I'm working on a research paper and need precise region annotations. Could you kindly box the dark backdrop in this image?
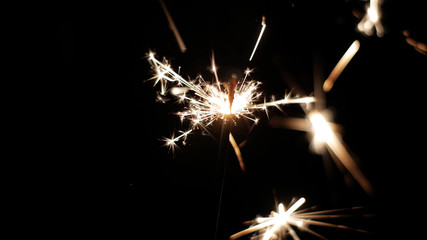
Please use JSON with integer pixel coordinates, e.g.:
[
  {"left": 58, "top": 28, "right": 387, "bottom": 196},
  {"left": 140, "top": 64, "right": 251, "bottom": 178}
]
[{"left": 55, "top": 1, "right": 426, "bottom": 239}]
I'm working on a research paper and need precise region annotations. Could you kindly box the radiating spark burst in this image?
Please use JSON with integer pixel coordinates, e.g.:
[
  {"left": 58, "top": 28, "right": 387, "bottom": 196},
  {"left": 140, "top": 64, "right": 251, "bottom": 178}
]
[
  {"left": 357, "top": 0, "right": 384, "bottom": 37},
  {"left": 231, "top": 197, "right": 366, "bottom": 240},
  {"left": 148, "top": 52, "right": 315, "bottom": 150}
]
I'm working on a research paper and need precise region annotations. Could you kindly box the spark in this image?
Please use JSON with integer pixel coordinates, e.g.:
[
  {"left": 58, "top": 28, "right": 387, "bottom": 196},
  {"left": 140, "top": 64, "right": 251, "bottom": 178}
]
[
  {"left": 148, "top": 52, "right": 315, "bottom": 148},
  {"left": 357, "top": 0, "right": 384, "bottom": 37},
  {"left": 323, "top": 40, "right": 360, "bottom": 92},
  {"left": 231, "top": 197, "right": 366, "bottom": 240},
  {"left": 249, "top": 16, "right": 267, "bottom": 61},
  {"left": 251, "top": 96, "right": 316, "bottom": 109},
  {"left": 161, "top": 129, "right": 193, "bottom": 154}
]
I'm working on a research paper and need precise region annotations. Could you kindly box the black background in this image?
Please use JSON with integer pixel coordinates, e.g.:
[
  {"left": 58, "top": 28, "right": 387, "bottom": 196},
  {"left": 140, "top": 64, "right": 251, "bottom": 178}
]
[{"left": 55, "top": 0, "right": 426, "bottom": 239}]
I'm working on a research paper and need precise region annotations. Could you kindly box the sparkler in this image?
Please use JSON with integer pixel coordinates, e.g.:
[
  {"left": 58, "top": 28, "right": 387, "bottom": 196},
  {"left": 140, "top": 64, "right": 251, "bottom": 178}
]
[
  {"left": 147, "top": 52, "right": 315, "bottom": 153},
  {"left": 231, "top": 197, "right": 367, "bottom": 240}
]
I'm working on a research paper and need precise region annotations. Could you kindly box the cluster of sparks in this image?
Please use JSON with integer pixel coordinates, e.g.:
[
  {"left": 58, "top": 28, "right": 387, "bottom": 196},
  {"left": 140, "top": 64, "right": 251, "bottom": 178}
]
[
  {"left": 231, "top": 198, "right": 367, "bottom": 240},
  {"left": 148, "top": 52, "right": 315, "bottom": 153},
  {"left": 148, "top": 46, "right": 372, "bottom": 238}
]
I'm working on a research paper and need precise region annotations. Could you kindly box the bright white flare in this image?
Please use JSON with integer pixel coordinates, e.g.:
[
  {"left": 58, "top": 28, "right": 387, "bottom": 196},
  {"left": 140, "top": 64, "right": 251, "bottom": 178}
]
[
  {"left": 308, "top": 112, "right": 334, "bottom": 152},
  {"left": 148, "top": 52, "right": 315, "bottom": 150},
  {"left": 269, "top": 110, "right": 374, "bottom": 195},
  {"left": 231, "top": 197, "right": 365, "bottom": 240},
  {"left": 357, "top": 0, "right": 384, "bottom": 37}
]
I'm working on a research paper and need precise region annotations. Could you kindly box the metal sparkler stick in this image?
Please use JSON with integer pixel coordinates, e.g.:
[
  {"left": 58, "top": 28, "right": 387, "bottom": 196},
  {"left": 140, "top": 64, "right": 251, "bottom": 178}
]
[{"left": 214, "top": 114, "right": 232, "bottom": 240}]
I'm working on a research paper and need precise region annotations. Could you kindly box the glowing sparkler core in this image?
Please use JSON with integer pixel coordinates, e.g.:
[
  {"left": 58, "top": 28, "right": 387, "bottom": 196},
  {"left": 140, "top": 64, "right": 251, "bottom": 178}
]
[{"left": 148, "top": 52, "right": 315, "bottom": 150}]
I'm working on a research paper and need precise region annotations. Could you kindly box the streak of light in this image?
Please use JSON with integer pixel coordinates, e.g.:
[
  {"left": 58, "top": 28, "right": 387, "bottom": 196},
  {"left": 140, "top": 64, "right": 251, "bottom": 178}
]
[
  {"left": 403, "top": 30, "right": 427, "bottom": 56},
  {"left": 162, "top": 129, "right": 193, "bottom": 154},
  {"left": 229, "top": 133, "right": 245, "bottom": 173},
  {"left": 211, "top": 51, "right": 222, "bottom": 90},
  {"left": 250, "top": 96, "right": 315, "bottom": 109},
  {"left": 159, "top": 0, "right": 187, "bottom": 52},
  {"left": 323, "top": 40, "right": 360, "bottom": 92},
  {"left": 249, "top": 16, "right": 267, "bottom": 61},
  {"left": 308, "top": 111, "right": 373, "bottom": 195}
]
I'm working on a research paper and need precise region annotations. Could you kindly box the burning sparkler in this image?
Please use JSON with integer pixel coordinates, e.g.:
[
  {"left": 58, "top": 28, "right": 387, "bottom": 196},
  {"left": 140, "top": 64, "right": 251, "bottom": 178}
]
[
  {"left": 231, "top": 197, "right": 367, "bottom": 240},
  {"left": 147, "top": 52, "right": 315, "bottom": 153}
]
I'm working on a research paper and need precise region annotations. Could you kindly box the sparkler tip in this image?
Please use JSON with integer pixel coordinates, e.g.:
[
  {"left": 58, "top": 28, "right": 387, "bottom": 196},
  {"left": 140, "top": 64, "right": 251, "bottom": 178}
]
[{"left": 323, "top": 79, "right": 333, "bottom": 92}]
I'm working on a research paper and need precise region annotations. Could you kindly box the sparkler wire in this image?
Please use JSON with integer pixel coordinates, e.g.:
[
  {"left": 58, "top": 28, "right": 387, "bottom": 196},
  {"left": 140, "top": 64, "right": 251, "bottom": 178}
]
[{"left": 214, "top": 117, "right": 232, "bottom": 240}]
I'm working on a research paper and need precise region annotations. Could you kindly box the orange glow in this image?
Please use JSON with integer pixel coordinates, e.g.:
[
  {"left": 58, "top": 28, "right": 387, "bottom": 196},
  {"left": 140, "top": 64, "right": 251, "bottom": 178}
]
[{"left": 323, "top": 40, "right": 360, "bottom": 92}]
